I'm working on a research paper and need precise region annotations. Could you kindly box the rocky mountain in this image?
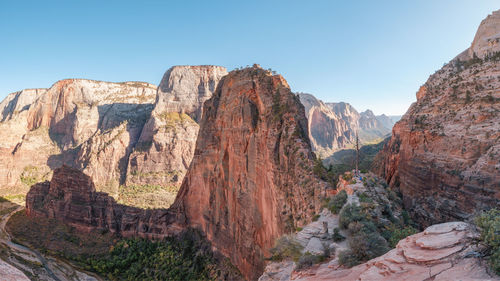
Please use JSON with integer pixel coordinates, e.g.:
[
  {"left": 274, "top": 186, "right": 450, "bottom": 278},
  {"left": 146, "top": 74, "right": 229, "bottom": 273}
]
[
  {"left": 0, "top": 80, "right": 157, "bottom": 196},
  {"left": 375, "top": 10, "right": 500, "bottom": 226},
  {"left": 26, "top": 65, "right": 327, "bottom": 280},
  {"left": 298, "top": 93, "right": 393, "bottom": 158},
  {"left": 126, "top": 65, "right": 227, "bottom": 188},
  {"left": 0, "top": 66, "right": 226, "bottom": 208},
  {"left": 172, "top": 66, "right": 326, "bottom": 280}
]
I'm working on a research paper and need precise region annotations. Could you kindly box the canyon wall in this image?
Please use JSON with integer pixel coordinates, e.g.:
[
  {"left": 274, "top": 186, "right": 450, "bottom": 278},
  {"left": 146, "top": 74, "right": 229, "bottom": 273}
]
[
  {"left": 298, "top": 93, "right": 393, "bottom": 158},
  {"left": 376, "top": 10, "right": 500, "bottom": 226},
  {"left": 0, "top": 66, "right": 226, "bottom": 204},
  {"left": 127, "top": 66, "right": 227, "bottom": 188}
]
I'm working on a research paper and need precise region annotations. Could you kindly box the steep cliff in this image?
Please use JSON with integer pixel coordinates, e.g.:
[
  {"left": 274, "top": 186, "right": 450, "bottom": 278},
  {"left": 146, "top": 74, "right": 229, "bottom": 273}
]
[
  {"left": 0, "top": 66, "right": 227, "bottom": 206},
  {"left": 0, "top": 80, "right": 156, "bottom": 195},
  {"left": 298, "top": 94, "right": 392, "bottom": 158},
  {"left": 170, "top": 65, "right": 326, "bottom": 280},
  {"left": 376, "top": 10, "right": 500, "bottom": 226},
  {"left": 127, "top": 65, "right": 227, "bottom": 188}
]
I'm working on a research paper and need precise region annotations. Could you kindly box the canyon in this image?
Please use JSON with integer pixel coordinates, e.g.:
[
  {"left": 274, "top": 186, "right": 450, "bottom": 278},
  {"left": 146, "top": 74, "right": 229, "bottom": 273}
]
[
  {"left": 2, "top": 8, "right": 500, "bottom": 281},
  {"left": 376, "top": 9, "right": 500, "bottom": 226}
]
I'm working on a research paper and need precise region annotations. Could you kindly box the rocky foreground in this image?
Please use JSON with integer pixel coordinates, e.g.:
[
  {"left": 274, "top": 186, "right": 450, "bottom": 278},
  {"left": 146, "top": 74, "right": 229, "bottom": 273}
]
[
  {"left": 294, "top": 222, "right": 497, "bottom": 281},
  {"left": 376, "top": 9, "right": 500, "bottom": 226}
]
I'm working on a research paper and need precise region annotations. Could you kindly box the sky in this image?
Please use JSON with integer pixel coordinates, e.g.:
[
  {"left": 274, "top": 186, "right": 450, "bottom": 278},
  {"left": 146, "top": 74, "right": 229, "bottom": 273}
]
[{"left": 1, "top": 1, "right": 498, "bottom": 115}]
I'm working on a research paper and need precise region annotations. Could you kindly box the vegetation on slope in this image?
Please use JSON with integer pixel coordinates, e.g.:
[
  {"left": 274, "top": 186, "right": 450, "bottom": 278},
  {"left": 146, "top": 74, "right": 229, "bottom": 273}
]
[
  {"left": 475, "top": 208, "right": 500, "bottom": 275},
  {"left": 7, "top": 210, "right": 241, "bottom": 281}
]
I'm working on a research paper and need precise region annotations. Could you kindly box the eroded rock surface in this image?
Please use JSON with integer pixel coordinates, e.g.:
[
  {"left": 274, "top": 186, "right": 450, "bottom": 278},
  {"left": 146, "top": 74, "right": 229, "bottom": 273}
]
[
  {"left": 0, "top": 79, "right": 157, "bottom": 195},
  {"left": 292, "top": 222, "right": 497, "bottom": 281},
  {"left": 26, "top": 165, "right": 178, "bottom": 238},
  {"left": 171, "top": 66, "right": 326, "bottom": 280},
  {"left": 376, "top": 10, "right": 500, "bottom": 226},
  {"left": 127, "top": 65, "right": 227, "bottom": 188}
]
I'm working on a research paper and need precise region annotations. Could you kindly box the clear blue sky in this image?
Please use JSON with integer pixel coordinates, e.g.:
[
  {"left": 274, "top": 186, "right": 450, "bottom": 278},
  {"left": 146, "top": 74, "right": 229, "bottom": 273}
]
[{"left": 1, "top": 1, "right": 498, "bottom": 115}]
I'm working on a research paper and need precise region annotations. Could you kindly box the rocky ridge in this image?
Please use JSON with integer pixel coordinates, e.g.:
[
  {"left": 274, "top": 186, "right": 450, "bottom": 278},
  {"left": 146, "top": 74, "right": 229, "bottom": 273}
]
[{"left": 375, "top": 9, "right": 500, "bottom": 226}]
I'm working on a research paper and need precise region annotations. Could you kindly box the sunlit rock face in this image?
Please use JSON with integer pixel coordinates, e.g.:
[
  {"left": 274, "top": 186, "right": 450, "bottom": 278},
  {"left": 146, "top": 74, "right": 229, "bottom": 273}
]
[
  {"left": 0, "top": 80, "right": 157, "bottom": 195},
  {"left": 172, "top": 66, "right": 326, "bottom": 280},
  {"left": 298, "top": 94, "right": 392, "bottom": 158},
  {"left": 375, "top": 9, "right": 500, "bottom": 226},
  {"left": 126, "top": 65, "right": 227, "bottom": 188}
]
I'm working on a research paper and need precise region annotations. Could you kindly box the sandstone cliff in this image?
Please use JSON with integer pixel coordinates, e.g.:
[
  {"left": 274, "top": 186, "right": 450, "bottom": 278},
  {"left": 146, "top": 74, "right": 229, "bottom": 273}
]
[
  {"left": 0, "top": 80, "right": 157, "bottom": 196},
  {"left": 0, "top": 66, "right": 227, "bottom": 208},
  {"left": 171, "top": 66, "right": 326, "bottom": 280},
  {"left": 376, "top": 10, "right": 500, "bottom": 226},
  {"left": 26, "top": 165, "right": 177, "bottom": 238},
  {"left": 298, "top": 94, "right": 392, "bottom": 158},
  {"left": 127, "top": 65, "right": 227, "bottom": 188}
]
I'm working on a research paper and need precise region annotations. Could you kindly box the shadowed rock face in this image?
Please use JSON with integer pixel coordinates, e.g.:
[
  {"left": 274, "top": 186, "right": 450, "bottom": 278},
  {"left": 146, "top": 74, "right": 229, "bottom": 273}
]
[
  {"left": 26, "top": 165, "right": 178, "bottom": 238},
  {"left": 375, "top": 10, "right": 500, "bottom": 226}
]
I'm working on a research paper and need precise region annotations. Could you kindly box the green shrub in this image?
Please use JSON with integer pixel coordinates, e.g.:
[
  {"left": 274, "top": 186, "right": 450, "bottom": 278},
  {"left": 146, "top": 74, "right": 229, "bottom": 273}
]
[
  {"left": 328, "top": 190, "right": 348, "bottom": 214},
  {"left": 269, "top": 235, "right": 303, "bottom": 262},
  {"left": 339, "top": 204, "right": 366, "bottom": 229},
  {"left": 295, "top": 252, "right": 327, "bottom": 270},
  {"left": 386, "top": 225, "right": 418, "bottom": 248},
  {"left": 475, "top": 209, "right": 500, "bottom": 275},
  {"left": 342, "top": 173, "right": 353, "bottom": 181},
  {"left": 312, "top": 214, "right": 320, "bottom": 222},
  {"left": 83, "top": 230, "right": 221, "bottom": 281},
  {"left": 358, "top": 192, "right": 373, "bottom": 203},
  {"left": 333, "top": 228, "right": 345, "bottom": 242},
  {"left": 339, "top": 231, "right": 389, "bottom": 267}
]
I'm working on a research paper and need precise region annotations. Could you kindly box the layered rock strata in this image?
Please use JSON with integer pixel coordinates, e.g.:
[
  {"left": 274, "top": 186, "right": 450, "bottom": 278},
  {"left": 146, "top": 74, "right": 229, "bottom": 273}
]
[
  {"left": 376, "top": 10, "right": 500, "bottom": 226},
  {"left": 127, "top": 65, "right": 227, "bottom": 188}
]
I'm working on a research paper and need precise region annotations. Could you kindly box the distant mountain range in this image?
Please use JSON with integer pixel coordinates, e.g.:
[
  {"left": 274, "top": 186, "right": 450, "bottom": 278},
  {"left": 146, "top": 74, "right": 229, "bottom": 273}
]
[{"left": 298, "top": 93, "right": 400, "bottom": 158}]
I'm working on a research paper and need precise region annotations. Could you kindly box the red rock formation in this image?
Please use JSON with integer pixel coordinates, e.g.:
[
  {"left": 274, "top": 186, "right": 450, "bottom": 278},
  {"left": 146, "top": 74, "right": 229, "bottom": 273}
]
[
  {"left": 170, "top": 65, "right": 325, "bottom": 280},
  {"left": 26, "top": 165, "right": 178, "bottom": 238},
  {"left": 375, "top": 10, "right": 500, "bottom": 226}
]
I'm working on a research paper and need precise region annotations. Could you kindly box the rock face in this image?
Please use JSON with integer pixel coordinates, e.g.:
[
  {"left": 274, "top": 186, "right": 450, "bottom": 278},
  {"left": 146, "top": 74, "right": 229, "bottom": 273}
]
[
  {"left": 127, "top": 66, "right": 227, "bottom": 188},
  {"left": 0, "top": 66, "right": 227, "bottom": 203},
  {"left": 26, "top": 165, "right": 177, "bottom": 238},
  {"left": 171, "top": 66, "right": 325, "bottom": 280},
  {"left": 293, "top": 222, "right": 499, "bottom": 281},
  {"left": 0, "top": 259, "right": 30, "bottom": 281},
  {"left": 298, "top": 94, "right": 393, "bottom": 158},
  {"left": 375, "top": 10, "right": 500, "bottom": 226},
  {"left": 0, "top": 80, "right": 156, "bottom": 195},
  {"left": 470, "top": 10, "right": 500, "bottom": 59}
]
